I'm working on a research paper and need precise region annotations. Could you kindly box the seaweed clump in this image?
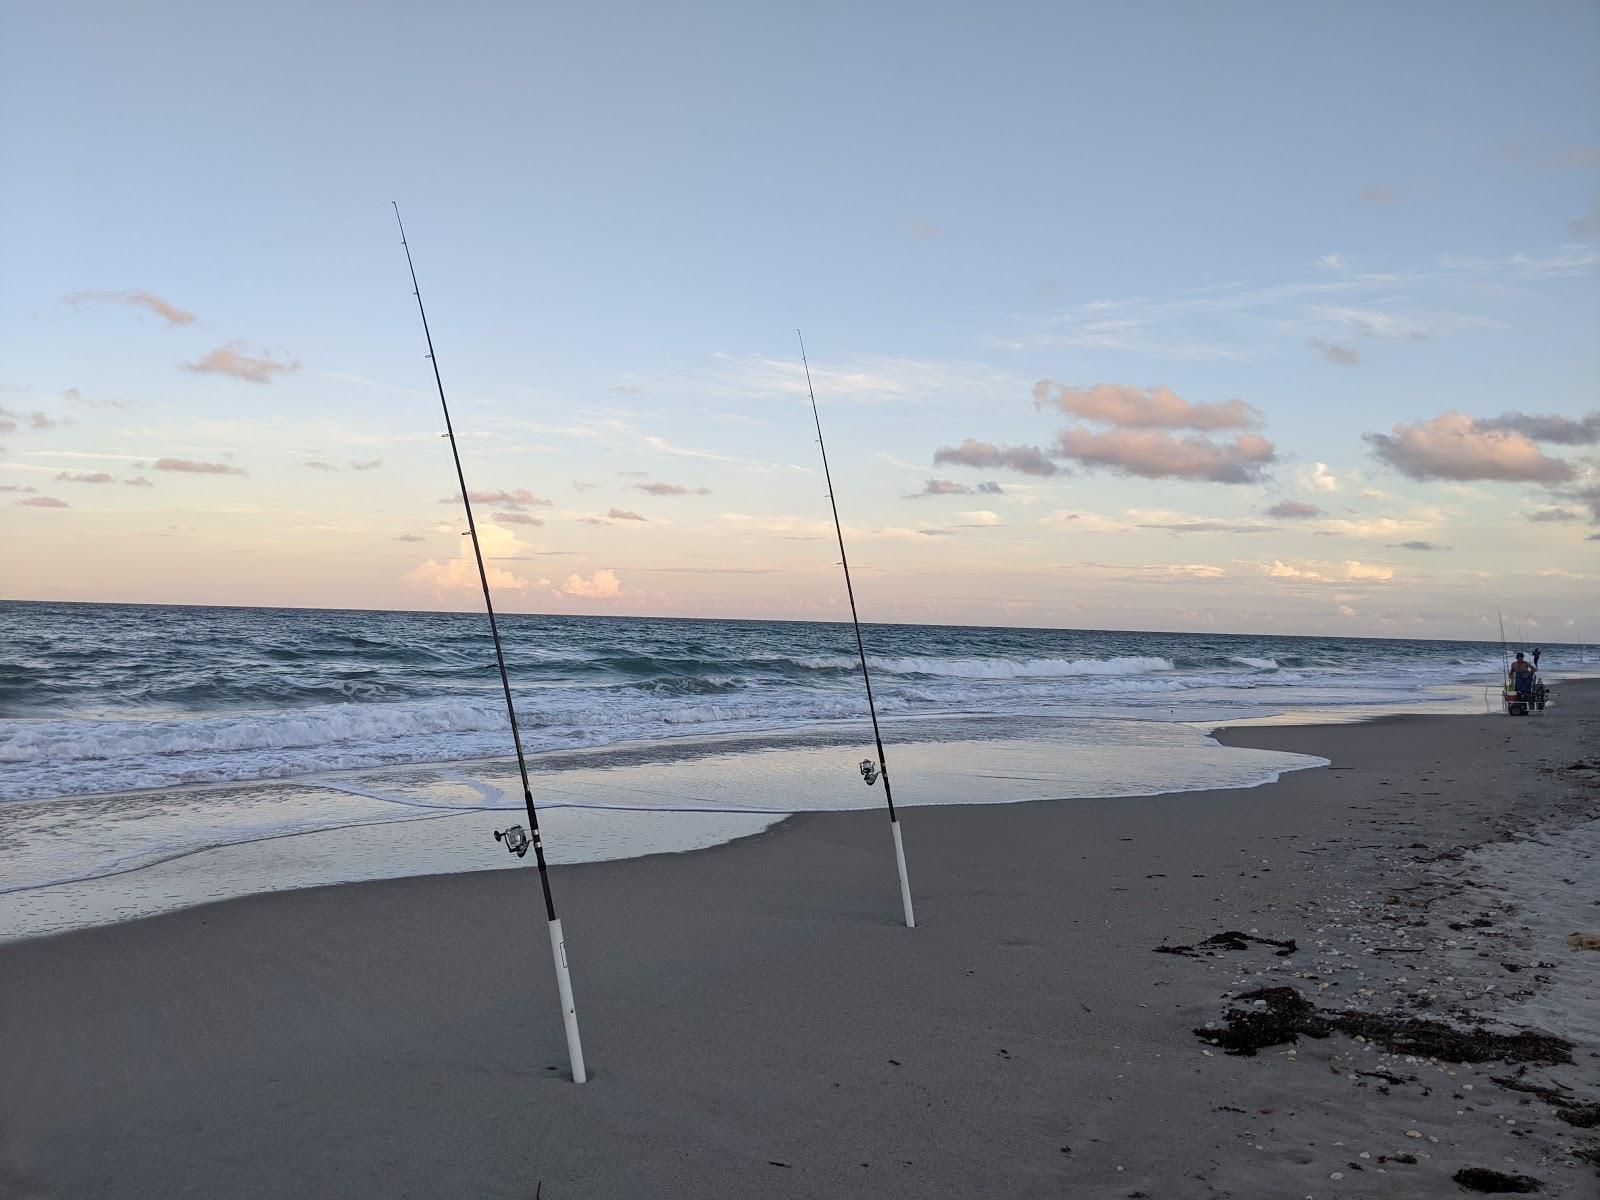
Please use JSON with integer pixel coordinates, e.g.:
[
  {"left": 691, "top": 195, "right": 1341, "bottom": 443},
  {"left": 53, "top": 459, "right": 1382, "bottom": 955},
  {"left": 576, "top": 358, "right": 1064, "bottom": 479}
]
[
  {"left": 1451, "top": 1166, "right": 1541, "bottom": 1193},
  {"left": 1194, "top": 986, "right": 1573, "bottom": 1064}
]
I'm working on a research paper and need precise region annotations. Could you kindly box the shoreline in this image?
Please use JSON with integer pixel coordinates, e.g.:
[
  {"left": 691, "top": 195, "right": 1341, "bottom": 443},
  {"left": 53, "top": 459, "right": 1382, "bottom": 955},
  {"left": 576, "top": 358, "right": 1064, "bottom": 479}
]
[{"left": 3, "top": 685, "right": 1597, "bottom": 1197}]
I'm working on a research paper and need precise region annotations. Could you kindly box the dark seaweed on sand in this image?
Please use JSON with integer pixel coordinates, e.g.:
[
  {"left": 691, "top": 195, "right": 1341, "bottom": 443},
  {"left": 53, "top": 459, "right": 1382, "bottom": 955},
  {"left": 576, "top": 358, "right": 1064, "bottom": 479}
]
[
  {"left": 1451, "top": 1166, "right": 1542, "bottom": 1193},
  {"left": 1154, "top": 930, "right": 1297, "bottom": 957},
  {"left": 1194, "top": 986, "right": 1573, "bottom": 1064}
]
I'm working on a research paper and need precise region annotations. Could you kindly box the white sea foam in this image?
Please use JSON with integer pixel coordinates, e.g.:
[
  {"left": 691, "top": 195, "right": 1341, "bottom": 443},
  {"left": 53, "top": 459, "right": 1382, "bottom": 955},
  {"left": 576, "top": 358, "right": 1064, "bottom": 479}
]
[{"left": 796, "top": 654, "right": 1175, "bottom": 679}]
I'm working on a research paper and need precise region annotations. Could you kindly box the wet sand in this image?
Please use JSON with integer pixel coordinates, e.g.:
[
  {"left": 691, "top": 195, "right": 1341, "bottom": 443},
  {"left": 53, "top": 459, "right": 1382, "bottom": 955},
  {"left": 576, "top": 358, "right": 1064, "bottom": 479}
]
[{"left": 3, "top": 683, "right": 1597, "bottom": 1198}]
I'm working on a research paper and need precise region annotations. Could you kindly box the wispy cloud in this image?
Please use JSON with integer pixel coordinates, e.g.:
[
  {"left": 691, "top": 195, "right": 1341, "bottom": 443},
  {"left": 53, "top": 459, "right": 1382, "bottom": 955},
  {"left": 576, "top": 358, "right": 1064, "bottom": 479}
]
[
  {"left": 17, "top": 495, "right": 69, "bottom": 508},
  {"left": 183, "top": 342, "right": 300, "bottom": 384},
  {"left": 1137, "top": 519, "right": 1271, "bottom": 534},
  {"left": 1308, "top": 337, "right": 1359, "bottom": 365},
  {"left": 491, "top": 511, "right": 544, "bottom": 526},
  {"left": 906, "top": 478, "right": 1005, "bottom": 498},
  {"left": 1389, "top": 540, "right": 1444, "bottom": 551},
  {"left": 123, "top": 476, "right": 154, "bottom": 487},
  {"left": 349, "top": 459, "right": 383, "bottom": 471},
  {"left": 1525, "top": 506, "right": 1583, "bottom": 523},
  {"left": 67, "top": 290, "right": 195, "bottom": 326},
  {"left": 607, "top": 507, "right": 647, "bottom": 521},
  {"left": 900, "top": 215, "right": 946, "bottom": 239},
  {"left": 0, "top": 406, "right": 60, "bottom": 433},
  {"left": 634, "top": 481, "right": 711, "bottom": 496},
  {"left": 54, "top": 471, "right": 113, "bottom": 483},
  {"left": 153, "top": 457, "right": 248, "bottom": 476}
]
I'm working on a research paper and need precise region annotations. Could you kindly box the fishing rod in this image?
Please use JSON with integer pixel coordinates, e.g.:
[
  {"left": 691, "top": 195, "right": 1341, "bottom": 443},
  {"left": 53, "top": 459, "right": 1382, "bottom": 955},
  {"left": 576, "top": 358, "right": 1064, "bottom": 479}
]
[
  {"left": 393, "top": 203, "right": 587, "bottom": 1083},
  {"left": 797, "top": 330, "right": 915, "bottom": 929}
]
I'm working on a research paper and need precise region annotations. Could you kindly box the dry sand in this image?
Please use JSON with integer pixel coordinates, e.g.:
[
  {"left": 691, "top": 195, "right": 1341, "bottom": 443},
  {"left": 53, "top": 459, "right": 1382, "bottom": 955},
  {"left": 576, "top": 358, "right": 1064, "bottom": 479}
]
[{"left": 3, "top": 684, "right": 1597, "bottom": 1198}]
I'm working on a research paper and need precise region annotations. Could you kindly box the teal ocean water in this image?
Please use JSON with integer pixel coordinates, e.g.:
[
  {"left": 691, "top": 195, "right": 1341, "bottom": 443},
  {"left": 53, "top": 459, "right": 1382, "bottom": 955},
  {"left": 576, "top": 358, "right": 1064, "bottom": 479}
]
[{"left": 4, "top": 601, "right": 1586, "bottom": 936}]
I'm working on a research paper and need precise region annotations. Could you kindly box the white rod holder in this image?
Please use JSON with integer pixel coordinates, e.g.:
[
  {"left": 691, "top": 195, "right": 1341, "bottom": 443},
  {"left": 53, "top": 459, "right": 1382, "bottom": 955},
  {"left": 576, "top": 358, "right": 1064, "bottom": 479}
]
[
  {"left": 547, "top": 917, "right": 587, "bottom": 1083},
  {"left": 891, "top": 819, "right": 915, "bottom": 928}
]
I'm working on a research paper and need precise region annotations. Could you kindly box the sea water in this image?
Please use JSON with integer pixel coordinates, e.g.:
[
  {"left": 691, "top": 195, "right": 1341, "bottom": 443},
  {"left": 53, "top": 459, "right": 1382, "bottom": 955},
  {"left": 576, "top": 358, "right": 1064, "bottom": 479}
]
[{"left": 1, "top": 601, "right": 1579, "bottom": 937}]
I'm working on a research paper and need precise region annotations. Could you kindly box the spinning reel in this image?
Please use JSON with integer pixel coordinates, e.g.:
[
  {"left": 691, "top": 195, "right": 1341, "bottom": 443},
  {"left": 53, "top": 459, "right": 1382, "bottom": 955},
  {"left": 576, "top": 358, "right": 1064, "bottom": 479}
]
[
  {"left": 493, "top": 824, "right": 531, "bottom": 858},
  {"left": 859, "top": 759, "right": 880, "bottom": 787}
]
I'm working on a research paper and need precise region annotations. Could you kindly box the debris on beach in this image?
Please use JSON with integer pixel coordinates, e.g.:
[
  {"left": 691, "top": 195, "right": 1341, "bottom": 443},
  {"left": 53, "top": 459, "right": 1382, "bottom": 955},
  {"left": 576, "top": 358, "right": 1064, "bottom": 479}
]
[
  {"left": 1450, "top": 1166, "right": 1542, "bottom": 1192},
  {"left": 1568, "top": 932, "right": 1600, "bottom": 951},
  {"left": 1194, "top": 985, "right": 1573, "bottom": 1063},
  {"left": 1153, "top": 930, "right": 1297, "bottom": 957}
]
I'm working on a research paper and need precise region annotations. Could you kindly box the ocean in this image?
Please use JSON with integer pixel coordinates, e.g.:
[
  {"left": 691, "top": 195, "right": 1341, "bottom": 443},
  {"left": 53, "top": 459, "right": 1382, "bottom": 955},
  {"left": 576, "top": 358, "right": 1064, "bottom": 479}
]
[{"left": 0, "top": 601, "right": 1582, "bottom": 937}]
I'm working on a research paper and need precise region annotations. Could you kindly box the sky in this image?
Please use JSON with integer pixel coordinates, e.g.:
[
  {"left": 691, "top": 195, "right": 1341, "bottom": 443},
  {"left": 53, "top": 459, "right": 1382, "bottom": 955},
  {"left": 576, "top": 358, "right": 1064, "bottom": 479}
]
[{"left": 2, "top": 1, "right": 1597, "bottom": 640}]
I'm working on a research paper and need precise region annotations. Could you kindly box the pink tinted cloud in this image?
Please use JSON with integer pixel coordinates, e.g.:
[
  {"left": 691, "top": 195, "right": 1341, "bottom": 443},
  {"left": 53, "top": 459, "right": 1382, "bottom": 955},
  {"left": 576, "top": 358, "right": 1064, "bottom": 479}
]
[
  {"left": 491, "top": 511, "right": 545, "bottom": 526},
  {"left": 607, "top": 508, "right": 647, "bottom": 521},
  {"left": 123, "top": 476, "right": 155, "bottom": 487},
  {"left": 1053, "top": 427, "right": 1276, "bottom": 484},
  {"left": 153, "top": 458, "right": 248, "bottom": 476},
  {"left": 932, "top": 439, "right": 1059, "bottom": 477},
  {"left": 1364, "top": 412, "right": 1574, "bottom": 482},
  {"left": 634, "top": 482, "right": 711, "bottom": 496},
  {"left": 182, "top": 342, "right": 300, "bottom": 383},
  {"left": 1033, "top": 382, "right": 1261, "bottom": 430},
  {"left": 68, "top": 290, "right": 196, "bottom": 326},
  {"left": 54, "top": 471, "right": 113, "bottom": 483},
  {"left": 18, "top": 495, "right": 69, "bottom": 508}
]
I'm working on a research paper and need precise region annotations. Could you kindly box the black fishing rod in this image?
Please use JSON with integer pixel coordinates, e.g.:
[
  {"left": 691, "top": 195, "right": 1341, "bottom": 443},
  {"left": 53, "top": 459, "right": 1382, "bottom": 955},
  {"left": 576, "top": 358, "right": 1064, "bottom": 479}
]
[
  {"left": 393, "top": 202, "right": 587, "bottom": 1083},
  {"left": 797, "top": 329, "right": 915, "bottom": 928}
]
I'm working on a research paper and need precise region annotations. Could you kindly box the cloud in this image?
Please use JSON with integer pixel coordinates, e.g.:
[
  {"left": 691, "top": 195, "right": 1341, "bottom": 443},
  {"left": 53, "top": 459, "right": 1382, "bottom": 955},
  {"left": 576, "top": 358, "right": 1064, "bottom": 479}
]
[
  {"left": 1318, "top": 254, "right": 1346, "bottom": 270},
  {"left": 577, "top": 516, "right": 611, "bottom": 526},
  {"left": 908, "top": 478, "right": 1005, "bottom": 498},
  {"left": 1337, "top": 604, "right": 1357, "bottom": 618},
  {"left": 349, "top": 459, "right": 383, "bottom": 470},
  {"left": 1300, "top": 462, "right": 1340, "bottom": 492},
  {"left": 559, "top": 568, "right": 623, "bottom": 598},
  {"left": 1525, "top": 506, "right": 1584, "bottom": 523},
  {"left": 491, "top": 511, "right": 544, "bottom": 526},
  {"left": 634, "top": 482, "right": 711, "bottom": 496},
  {"left": 956, "top": 510, "right": 1002, "bottom": 526},
  {"left": 17, "top": 495, "right": 69, "bottom": 508},
  {"left": 1364, "top": 412, "right": 1574, "bottom": 482},
  {"left": 1388, "top": 540, "right": 1443, "bottom": 551},
  {"left": 1475, "top": 411, "right": 1600, "bottom": 446},
  {"left": 901, "top": 216, "right": 946, "bottom": 239},
  {"left": 912, "top": 478, "right": 973, "bottom": 497},
  {"left": 1261, "top": 559, "right": 1393, "bottom": 582},
  {"left": 67, "top": 290, "right": 195, "bottom": 326},
  {"left": 918, "top": 528, "right": 954, "bottom": 536},
  {"left": 0, "top": 406, "right": 60, "bottom": 432},
  {"left": 305, "top": 461, "right": 339, "bottom": 471},
  {"left": 1265, "top": 559, "right": 1319, "bottom": 580},
  {"left": 607, "top": 508, "right": 646, "bottom": 521},
  {"left": 1264, "top": 499, "right": 1324, "bottom": 519},
  {"left": 1137, "top": 519, "right": 1271, "bottom": 534},
  {"left": 182, "top": 342, "right": 300, "bottom": 383},
  {"left": 1032, "top": 381, "right": 1261, "bottom": 430},
  {"left": 438, "top": 489, "right": 552, "bottom": 509},
  {"left": 1343, "top": 561, "right": 1394, "bottom": 581},
  {"left": 1053, "top": 427, "right": 1276, "bottom": 484},
  {"left": 1316, "top": 306, "right": 1428, "bottom": 340},
  {"left": 933, "top": 439, "right": 1059, "bottom": 476},
  {"left": 395, "top": 534, "right": 426, "bottom": 542},
  {"left": 572, "top": 481, "right": 600, "bottom": 492},
  {"left": 407, "top": 526, "right": 527, "bottom": 591},
  {"left": 54, "top": 471, "right": 113, "bottom": 484},
  {"left": 154, "top": 458, "right": 248, "bottom": 476},
  {"left": 1308, "top": 338, "right": 1359, "bottom": 366},
  {"left": 123, "top": 476, "right": 154, "bottom": 487},
  {"left": 1360, "top": 184, "right": 1399, "bottom": 206},
  {"left": 0, "top": 484, "right": 36, "bottom": 493}
]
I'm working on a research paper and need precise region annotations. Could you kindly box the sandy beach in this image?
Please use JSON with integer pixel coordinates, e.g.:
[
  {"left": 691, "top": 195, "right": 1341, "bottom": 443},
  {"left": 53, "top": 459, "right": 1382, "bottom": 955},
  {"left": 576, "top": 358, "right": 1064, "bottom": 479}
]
[{"left": 3, "top": 685, "right": 1597, "bottom": 1199}]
